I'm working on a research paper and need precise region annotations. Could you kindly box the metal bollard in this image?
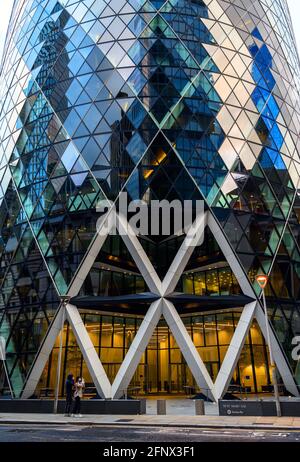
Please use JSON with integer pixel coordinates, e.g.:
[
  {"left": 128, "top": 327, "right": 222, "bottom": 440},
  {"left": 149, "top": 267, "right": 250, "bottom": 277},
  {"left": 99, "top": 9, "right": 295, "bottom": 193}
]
[
  {"left": 157, "top": 399, "right": 167, "bottom": 415},
  {"left": 195, "top": 399, "right": 205, "bottom": 416}
]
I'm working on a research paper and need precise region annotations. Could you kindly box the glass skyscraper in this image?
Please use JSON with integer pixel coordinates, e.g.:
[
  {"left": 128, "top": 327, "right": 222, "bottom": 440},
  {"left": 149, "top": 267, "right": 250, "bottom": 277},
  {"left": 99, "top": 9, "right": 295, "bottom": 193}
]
[{"left": 0, "top": 0, "right": 300, "bottom": 401}]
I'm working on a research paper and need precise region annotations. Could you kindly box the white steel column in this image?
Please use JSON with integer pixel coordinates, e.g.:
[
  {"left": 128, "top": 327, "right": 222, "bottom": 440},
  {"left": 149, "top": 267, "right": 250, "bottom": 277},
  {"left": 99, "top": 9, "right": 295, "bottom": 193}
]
[
  {"left": 255, "top": 304, "right": 299, "bottom": 397},
  {"left": 66, "top": 304, "right": 111, "bottom": 399},
  {"left": 207, "top": 212, "right": 254, "bottom": 298},
  {"left": 208, "top": 211, "right": 298, "bottom": 396},
  {"left": 117, "top": 213, "right": 163, "bottom": 295},
  {"left": 214, "top": 302, "right": 257, "bottom": 400},
  {"left": 22, "top": 305, "right": 65, "bottom": 399},
  {"left": 68, "top": 210, "right": 115, "bottom": 298},
  {"left": 112, "top": 299, "right": 163, "bottom": 399},
  {"left": 22, "top": 211, "right": 299, "bottom": 401},
  {"left": 162, "top": 298, "right": 215, "bottom": 401},
  {"left": 162, "top": 212, "right": 207, "bottom": 296}
]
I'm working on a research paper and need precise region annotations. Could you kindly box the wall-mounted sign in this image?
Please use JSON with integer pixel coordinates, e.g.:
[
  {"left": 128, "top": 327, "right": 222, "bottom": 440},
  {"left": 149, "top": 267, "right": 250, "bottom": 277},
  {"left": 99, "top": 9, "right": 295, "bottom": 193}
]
[{"left": 256, "top": 274, "right": 269, "bottom": 289}]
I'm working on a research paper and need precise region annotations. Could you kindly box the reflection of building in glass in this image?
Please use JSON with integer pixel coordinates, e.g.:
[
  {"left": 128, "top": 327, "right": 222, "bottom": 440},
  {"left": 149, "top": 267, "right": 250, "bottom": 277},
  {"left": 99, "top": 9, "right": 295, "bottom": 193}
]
[
  {"left": 109, "top": 105, "right": 134, "bottom": 198},
  {"left": 0, "top": 0, "right": 300, "bottom": 401}
]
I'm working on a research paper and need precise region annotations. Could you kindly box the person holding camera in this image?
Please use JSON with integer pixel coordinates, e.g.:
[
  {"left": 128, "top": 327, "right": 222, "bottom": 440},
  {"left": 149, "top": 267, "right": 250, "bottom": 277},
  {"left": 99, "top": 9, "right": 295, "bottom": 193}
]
[{"left": 72, "top": 377, "right": 85, "bottom": 417}]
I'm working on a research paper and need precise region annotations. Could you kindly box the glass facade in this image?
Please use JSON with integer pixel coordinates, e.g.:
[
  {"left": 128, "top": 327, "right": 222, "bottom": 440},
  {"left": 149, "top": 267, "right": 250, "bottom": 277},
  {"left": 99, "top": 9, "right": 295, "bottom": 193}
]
[
  {"left": 0, "top": 0, "right": 299, "bottom": 399},
  {"left": 35, "top": 310, "right": 271, "bottom": 397}
]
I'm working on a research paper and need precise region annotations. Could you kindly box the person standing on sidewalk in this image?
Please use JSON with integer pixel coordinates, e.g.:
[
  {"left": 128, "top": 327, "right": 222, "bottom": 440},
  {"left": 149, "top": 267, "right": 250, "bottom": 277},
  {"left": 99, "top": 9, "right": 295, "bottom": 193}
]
[
  {"left": 64, "top": 374, "right": 74, "bottom": 417},
  {"left": 72, "top": 377, "right": 85, "bottom": 417}
]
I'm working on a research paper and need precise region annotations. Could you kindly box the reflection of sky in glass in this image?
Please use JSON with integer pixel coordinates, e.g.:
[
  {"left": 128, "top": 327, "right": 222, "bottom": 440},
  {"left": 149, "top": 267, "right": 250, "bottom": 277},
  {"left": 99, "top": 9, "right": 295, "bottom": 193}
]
[{"left": 250, "top": 32, "right": 286, "bottom": 172}]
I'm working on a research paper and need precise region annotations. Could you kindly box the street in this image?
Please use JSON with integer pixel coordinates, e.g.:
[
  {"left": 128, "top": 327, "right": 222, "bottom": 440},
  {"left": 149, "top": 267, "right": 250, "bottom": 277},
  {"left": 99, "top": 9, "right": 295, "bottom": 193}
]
[{"left": 0, "top": 424, "right": 299, "bottom": 442}]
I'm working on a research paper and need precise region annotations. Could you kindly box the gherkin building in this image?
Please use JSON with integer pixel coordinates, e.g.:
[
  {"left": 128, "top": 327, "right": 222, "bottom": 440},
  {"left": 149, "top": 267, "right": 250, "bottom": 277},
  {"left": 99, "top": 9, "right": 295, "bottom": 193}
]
[{"left": 0, "top": 0, "right": 300, "bottom": 401}]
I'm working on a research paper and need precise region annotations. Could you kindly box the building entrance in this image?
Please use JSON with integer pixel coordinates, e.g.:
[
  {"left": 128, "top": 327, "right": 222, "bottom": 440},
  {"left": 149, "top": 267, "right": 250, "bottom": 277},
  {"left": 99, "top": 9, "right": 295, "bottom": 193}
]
[{"left": 37, "top": 309, "right": 272, "bottom": 399}]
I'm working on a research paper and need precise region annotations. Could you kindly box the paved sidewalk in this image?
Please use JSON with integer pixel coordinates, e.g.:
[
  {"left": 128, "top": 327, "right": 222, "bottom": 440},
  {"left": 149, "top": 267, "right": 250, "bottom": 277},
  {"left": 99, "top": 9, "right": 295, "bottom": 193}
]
[{"left": 1, "top": 412, "right": 300, "bottom": 431}]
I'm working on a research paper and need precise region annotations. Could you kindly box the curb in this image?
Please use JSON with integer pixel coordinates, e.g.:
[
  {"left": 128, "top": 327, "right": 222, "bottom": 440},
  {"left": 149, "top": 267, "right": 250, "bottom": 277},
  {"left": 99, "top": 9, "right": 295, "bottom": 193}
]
[{"left": 0, "top": 419, "right": 299, "bottom": 432}]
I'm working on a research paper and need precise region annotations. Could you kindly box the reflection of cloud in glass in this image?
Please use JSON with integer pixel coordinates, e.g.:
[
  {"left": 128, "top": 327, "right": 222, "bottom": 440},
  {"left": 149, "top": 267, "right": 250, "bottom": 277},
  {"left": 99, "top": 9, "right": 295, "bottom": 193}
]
[
  {"left": 0, "top": 1, "right": 13, "bottom": 60},
  {"left": 288, "top": 0, "right": 300, "bottom": 55}
]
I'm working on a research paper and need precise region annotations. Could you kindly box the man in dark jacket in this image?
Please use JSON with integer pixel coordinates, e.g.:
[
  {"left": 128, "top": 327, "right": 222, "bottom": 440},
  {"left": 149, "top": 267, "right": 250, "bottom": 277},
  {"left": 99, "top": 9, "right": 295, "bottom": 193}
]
[{"left": 64, "top": 374, "right": 74, "bottom": 416}]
